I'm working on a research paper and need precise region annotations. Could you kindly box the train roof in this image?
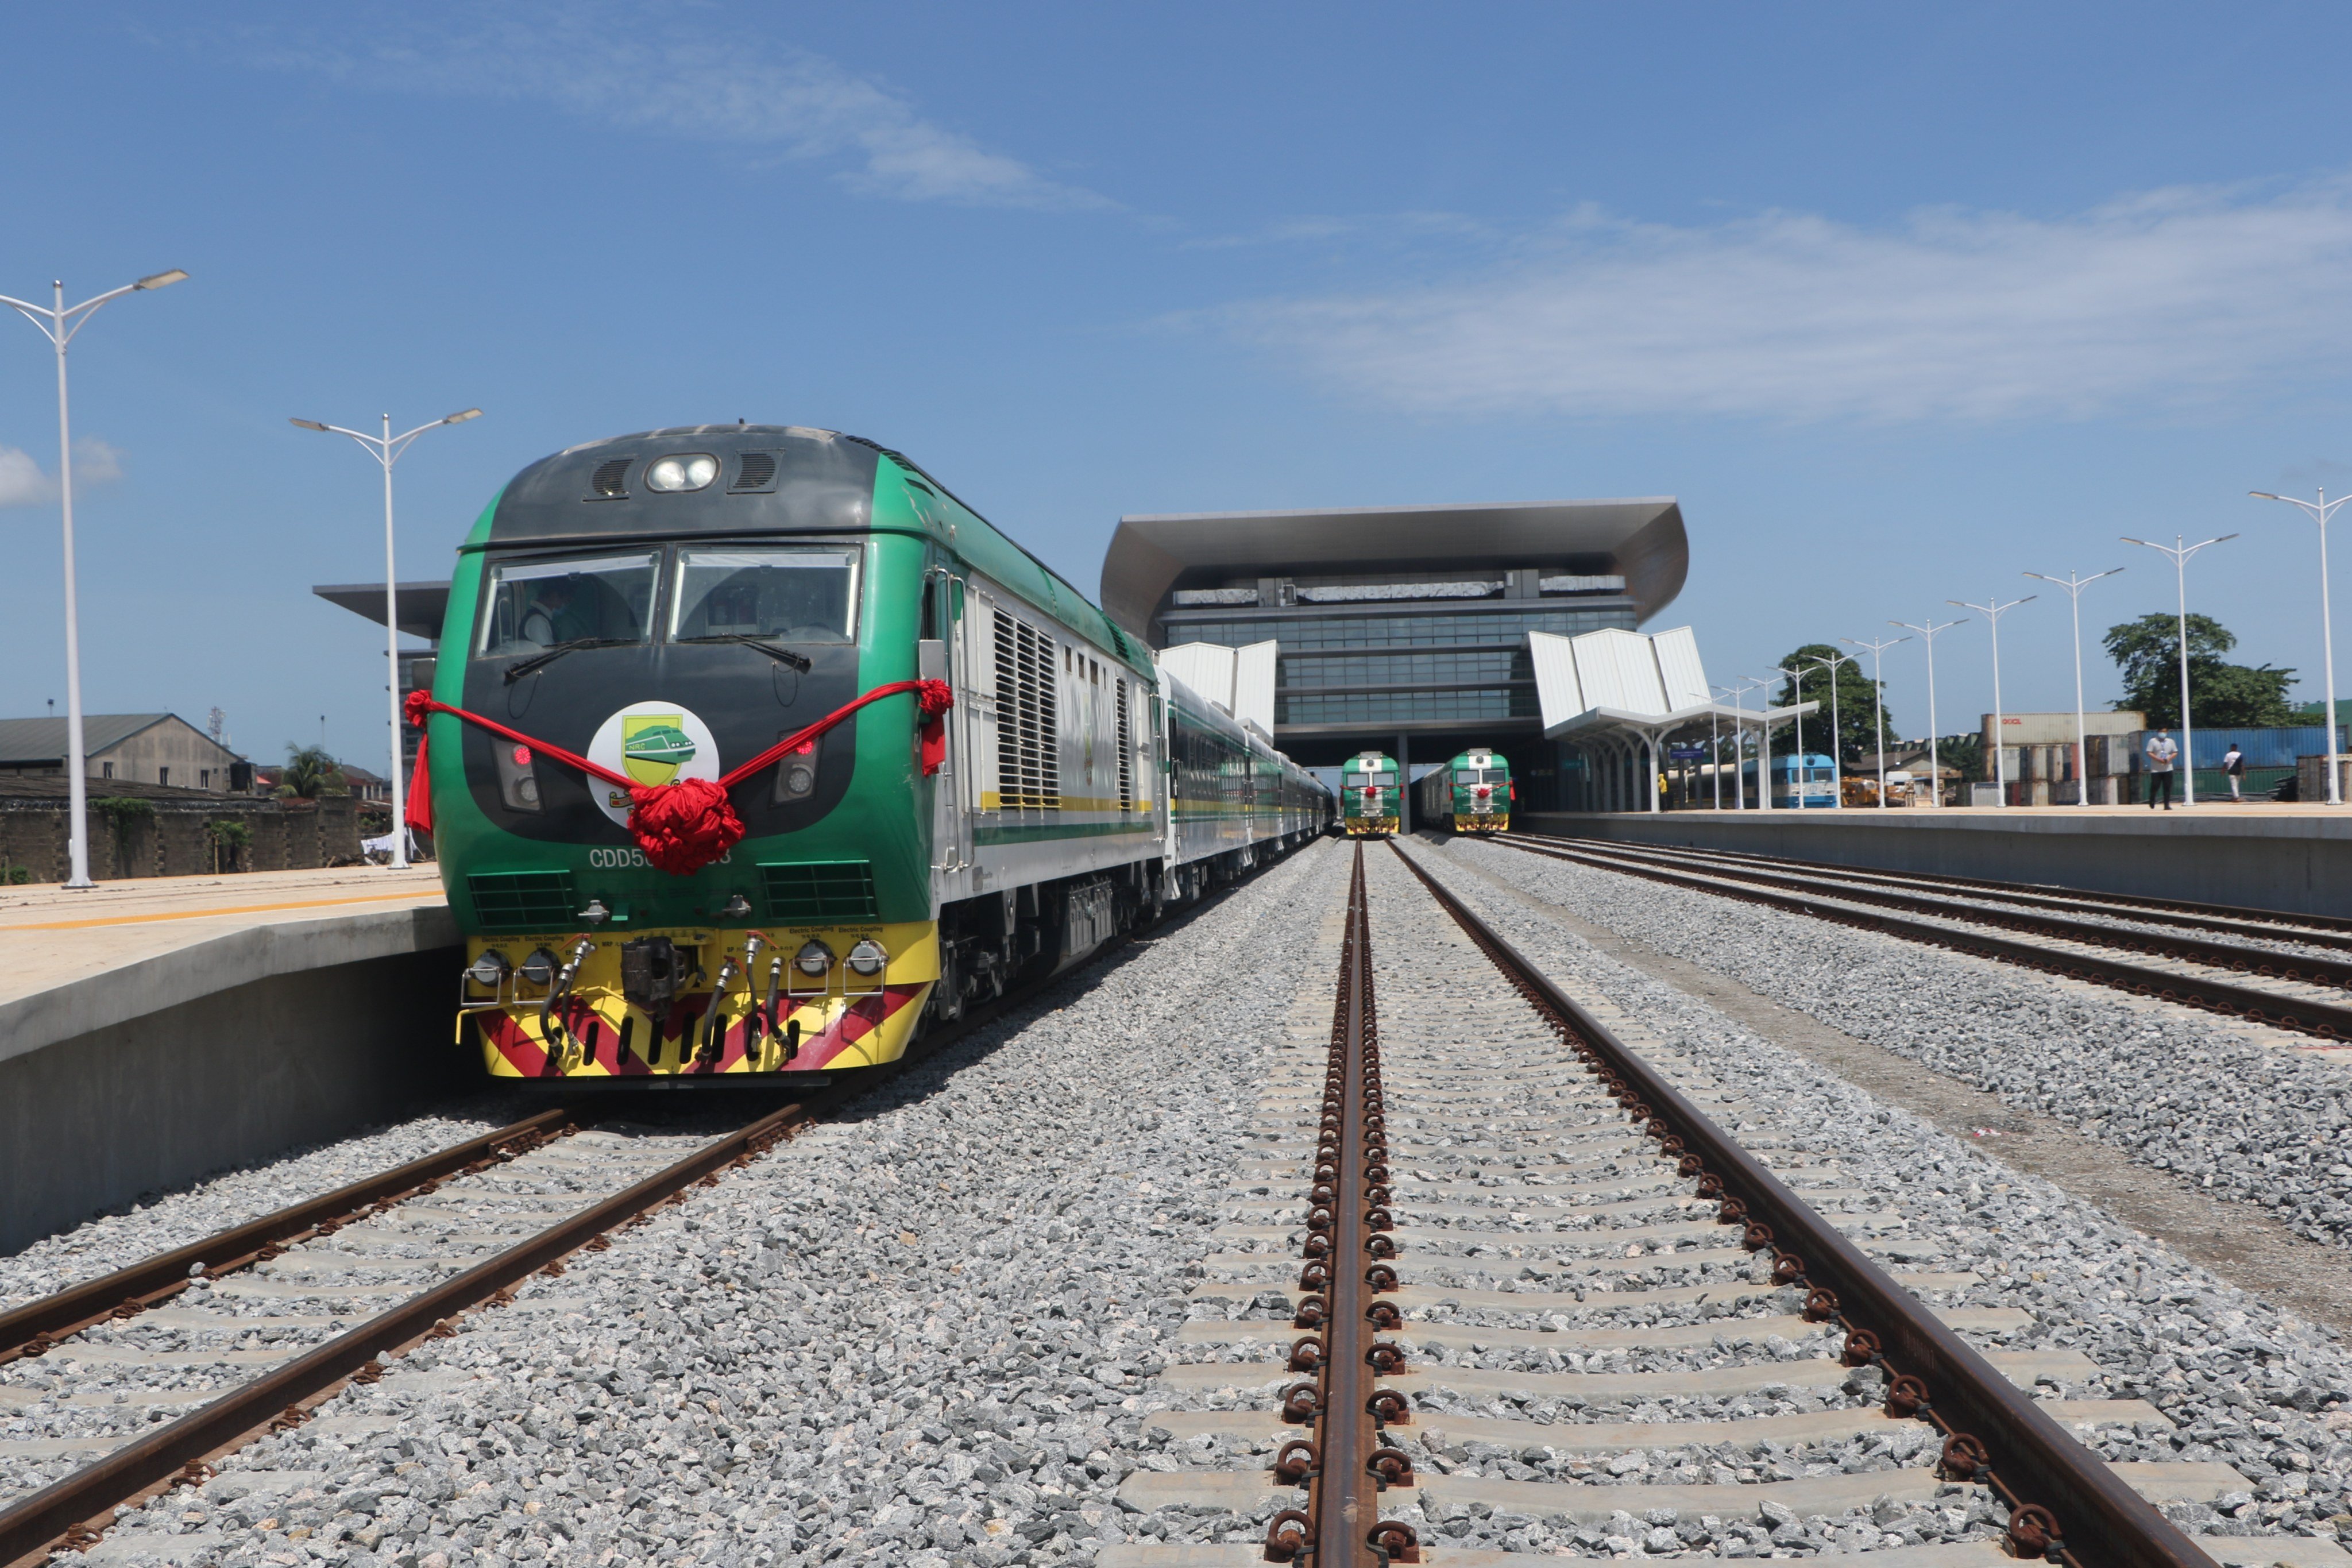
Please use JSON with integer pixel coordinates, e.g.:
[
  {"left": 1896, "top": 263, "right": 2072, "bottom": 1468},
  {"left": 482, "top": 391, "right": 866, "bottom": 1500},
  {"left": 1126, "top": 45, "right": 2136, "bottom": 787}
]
[{"left": 462, "top": 424, "right": 1153, "bottom": 681}]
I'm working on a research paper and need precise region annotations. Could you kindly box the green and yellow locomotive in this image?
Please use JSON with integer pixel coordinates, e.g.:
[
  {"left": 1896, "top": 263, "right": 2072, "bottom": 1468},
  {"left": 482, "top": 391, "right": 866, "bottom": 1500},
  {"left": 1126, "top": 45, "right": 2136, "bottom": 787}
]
[
  {"left": 1339, "top": 751, "right": 1400, "bottom": 837},
  {"left": 1412, "top": 748, "right": 1513, "bottom": 832},
  {"left": 415, "top": 425, "right": 1328, "bottom": 1082}
]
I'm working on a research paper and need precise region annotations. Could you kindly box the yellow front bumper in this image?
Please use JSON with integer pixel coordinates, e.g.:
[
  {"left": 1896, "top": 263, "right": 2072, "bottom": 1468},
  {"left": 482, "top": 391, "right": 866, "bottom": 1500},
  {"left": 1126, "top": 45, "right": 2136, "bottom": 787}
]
[{"left": 461, "top": 921, "right": 938, "bottom": 1080}]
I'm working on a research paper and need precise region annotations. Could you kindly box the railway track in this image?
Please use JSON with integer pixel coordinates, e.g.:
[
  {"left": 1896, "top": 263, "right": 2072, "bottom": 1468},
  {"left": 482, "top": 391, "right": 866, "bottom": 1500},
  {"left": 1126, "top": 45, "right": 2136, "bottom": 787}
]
[
  {"left": 1109, "top": 841, "right": 2304, "bottom": 1567},
  {"left": 1496, "top": 833, "right": 2352, "bottom": 1044},
  {"left": 0, "top": 852, "right": 1293, "bottom": 1567},
  {"left": 0, "top": 1100, "right": 821, "bottom": 1566}
]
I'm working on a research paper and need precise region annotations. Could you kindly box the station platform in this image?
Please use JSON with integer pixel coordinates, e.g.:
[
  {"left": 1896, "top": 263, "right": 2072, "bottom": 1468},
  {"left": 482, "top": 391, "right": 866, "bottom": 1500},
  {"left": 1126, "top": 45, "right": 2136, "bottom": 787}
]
[
  {"left": 1515, "top": 805, "right": 2352, "bottom": 918},
  {"left": 1, "top": 868, "right": 464, "bottom": 1254}
]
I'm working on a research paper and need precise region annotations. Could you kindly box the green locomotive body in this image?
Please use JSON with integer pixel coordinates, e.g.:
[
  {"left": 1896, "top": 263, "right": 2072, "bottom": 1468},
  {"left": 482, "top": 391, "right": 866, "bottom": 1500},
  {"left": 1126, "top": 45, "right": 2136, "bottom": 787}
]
[{"left": 424, "top": 426, "right": 1327, "bottom": 1081}]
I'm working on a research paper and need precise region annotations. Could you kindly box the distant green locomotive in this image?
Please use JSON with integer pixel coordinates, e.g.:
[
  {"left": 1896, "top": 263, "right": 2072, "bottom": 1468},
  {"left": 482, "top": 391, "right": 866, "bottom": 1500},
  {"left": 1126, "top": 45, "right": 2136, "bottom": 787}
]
[
  {"left": 1339, "top": 751, "right": 1400, "bottom": 837},
  {"left": 416, "top": 425, "right": 1328, "bottom": 1082},
  {"left": 1412, "top": 748, "right": 1512, "bottom": 832}
]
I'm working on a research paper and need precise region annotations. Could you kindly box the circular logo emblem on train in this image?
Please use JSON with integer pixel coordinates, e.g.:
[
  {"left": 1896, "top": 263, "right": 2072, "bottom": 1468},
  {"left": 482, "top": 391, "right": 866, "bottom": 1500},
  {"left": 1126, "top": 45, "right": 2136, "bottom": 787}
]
[{"left": 585, "top": 702, "right": 721, "bottom": 827}]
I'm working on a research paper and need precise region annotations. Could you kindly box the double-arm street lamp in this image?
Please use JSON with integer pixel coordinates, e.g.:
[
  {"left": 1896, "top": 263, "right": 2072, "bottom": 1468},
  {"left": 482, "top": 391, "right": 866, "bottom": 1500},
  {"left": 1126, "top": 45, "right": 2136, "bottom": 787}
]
[
  {"left": 2250, "top": 489, "right": 2346, "bottom": 804},
  {"left": 1841, "top": 635, "right": 1907, "bottom": 808},
  {"left": 290, "top": 410, "right": 484, "bottom": 867},
  {"left": 2119, "top": 533, "right": 2237, "bottom": 808},
  {"left": 2022, "top": 568, "right": 2124, "bottom": 808},
  {"left": 2, "top": 269, "right": 189, "bottom": 889},
  {"left": 1805, "top": 651, "right": 1854, "bottom": 807},
  {"left": 1948, "top": 594, "right": 2034, "bottom": 806},
  {"left": 1889, "top": 617, "right": 1965, "bottom": 806}
]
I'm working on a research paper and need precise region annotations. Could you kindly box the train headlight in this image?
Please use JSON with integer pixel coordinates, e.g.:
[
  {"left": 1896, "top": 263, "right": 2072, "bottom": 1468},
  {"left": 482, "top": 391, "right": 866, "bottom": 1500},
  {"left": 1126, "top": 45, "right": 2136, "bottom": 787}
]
[
  {"left": 645, "top": 453, "right": 719, "bottom": 493},
  {"left": 794, "top": 940, "right": 835, "bottom": 977},
  {"left": 785, "top": 763, "right": 816, "bottom": 796},
  {"left": 845, "top": 939, "right": 887, "bottom": 976},
  {"left": 519, "top": 948, "right": 559, "bottom": 987},
  {"left": 467, "top": 950, "right": 511, "bottom": 987}
]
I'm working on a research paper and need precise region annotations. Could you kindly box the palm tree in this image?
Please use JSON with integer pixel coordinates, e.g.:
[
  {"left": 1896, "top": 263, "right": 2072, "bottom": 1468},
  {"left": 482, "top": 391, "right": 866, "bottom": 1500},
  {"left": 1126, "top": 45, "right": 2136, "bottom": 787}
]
[{"left": 276, "top": 744, "right": 349, "bottom": 799}]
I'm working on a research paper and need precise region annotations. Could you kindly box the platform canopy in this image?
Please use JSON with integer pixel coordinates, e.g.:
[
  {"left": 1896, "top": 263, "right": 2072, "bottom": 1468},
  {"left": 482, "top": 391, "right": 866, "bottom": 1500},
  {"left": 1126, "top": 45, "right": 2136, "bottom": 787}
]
[
  {"left": 1531, "top": 626, "right": 1813, "bottom": 812},
  {"left": 312, "top": 581, "right": 448, "bottom": 644},
  {"left": 1101, "top": 497, "right": 1687, "bottom": 644}
]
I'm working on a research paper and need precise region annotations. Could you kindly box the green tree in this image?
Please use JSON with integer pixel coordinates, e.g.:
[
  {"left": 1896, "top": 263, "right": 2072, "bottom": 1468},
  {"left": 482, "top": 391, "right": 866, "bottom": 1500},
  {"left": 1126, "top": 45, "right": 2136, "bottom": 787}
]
[
  {"left": 275, "top": 744, "right": 349, "bottom": 800},
  {"left": 2101, "top": 614, "right": 2298, "bottom": 728},
  {"left": 1774, "top": 644, "right": 1893, "bottom": 763}
]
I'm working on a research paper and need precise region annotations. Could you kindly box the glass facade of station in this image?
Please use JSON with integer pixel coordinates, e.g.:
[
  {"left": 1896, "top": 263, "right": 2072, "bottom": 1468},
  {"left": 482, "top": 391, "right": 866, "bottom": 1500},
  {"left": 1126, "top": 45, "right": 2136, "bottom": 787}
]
[{"left": 1160, "top": 596, "right": 1637, "bottom": 733}]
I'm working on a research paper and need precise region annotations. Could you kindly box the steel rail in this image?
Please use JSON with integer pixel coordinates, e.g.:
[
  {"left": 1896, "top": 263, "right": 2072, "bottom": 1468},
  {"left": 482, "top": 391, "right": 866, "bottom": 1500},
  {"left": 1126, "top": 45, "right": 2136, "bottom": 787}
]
[
  {"left": 1388, "top": 841, "right": 2221, "bottom": 1568},
  {"left": 1265, "top": 847, "right": 1419, "bottom": 1566},
  {"left": 1519, "top": 831, "right": 2352, "bottom": 953},
  {"left": 1512, "top": 836, "right": 2352, "bottom": 991},
  {"left": 1493, "top": 835, "right": 2352, "bottom": 1041},
  {"left": 0, "top": 1096, "right": 821, "bottom": 1567},
  {"left": 0, "top": 1108, "right": 574, "bottom": 1367}
]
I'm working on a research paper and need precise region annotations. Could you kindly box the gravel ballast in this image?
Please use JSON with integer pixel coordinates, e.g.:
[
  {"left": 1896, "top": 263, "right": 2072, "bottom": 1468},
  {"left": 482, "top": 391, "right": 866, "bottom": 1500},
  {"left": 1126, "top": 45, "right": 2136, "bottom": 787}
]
[
  {"left": 78, "top": 841, "right": 1344, "bottom": 1567},
  {"left": 1391, "top": 840, "right": 2352, "bottom": 1557},
  {"left": 1452, "top": 837, "right": 2352, "bottom": 1253},
  {"left": 0, "top": 1099, "right": 527, "bottom": 1311}
]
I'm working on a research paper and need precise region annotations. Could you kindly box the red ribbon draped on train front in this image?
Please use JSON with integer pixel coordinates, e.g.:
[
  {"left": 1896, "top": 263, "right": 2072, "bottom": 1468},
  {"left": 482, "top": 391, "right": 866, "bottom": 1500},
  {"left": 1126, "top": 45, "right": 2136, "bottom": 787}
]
[{"left": 401, "top": 678, "right": 953, "bottom": 875}]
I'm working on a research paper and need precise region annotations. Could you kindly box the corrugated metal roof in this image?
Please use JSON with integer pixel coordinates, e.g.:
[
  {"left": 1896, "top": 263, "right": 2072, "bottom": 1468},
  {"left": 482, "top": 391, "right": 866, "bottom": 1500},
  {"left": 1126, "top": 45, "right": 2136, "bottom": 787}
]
[{"left": 0, "top": 715, "right": 174, "bottom": 764}]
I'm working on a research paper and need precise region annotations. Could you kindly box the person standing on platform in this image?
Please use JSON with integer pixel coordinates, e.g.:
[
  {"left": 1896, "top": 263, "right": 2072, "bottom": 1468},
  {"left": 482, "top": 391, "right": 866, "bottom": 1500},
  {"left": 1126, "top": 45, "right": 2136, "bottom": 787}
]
[
  {"left": 2146, "top": 729, "right": 2180, "bottom": 810},
  {"left": 2222, "top": 743, "right": 2245, "bottom": 801}
]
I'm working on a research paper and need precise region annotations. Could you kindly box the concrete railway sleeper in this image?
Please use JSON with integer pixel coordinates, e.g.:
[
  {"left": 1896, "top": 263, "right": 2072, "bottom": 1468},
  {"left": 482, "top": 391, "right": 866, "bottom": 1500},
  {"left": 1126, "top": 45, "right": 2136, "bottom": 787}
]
[
  {"left": 1387, "top": 843, "right": 2222, "bottom": 1568},
  {"left": 1495, "top": 835, "right": 2352, "bottom": 1043}
]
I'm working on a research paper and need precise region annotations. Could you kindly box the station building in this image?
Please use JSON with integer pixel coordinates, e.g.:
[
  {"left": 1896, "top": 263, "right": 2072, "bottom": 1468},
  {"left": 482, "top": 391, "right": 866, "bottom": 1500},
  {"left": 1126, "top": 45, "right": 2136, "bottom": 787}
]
[{"left": 1099, "top": 499, "right": 1704, "bottom": 815}]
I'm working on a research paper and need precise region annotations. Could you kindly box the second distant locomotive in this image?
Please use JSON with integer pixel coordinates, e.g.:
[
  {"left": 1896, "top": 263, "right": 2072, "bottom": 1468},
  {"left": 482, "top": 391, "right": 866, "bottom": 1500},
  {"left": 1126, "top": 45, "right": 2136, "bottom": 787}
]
[{"left": 1413, "top": 748, "right": 1512, "bottom": 832}]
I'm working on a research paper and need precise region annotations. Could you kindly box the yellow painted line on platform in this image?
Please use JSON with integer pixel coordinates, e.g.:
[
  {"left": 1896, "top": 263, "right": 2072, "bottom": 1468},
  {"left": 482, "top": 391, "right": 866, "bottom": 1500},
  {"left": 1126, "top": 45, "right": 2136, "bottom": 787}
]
[{"left": 1, "top": 887, "right": 445, "bottom": 933}]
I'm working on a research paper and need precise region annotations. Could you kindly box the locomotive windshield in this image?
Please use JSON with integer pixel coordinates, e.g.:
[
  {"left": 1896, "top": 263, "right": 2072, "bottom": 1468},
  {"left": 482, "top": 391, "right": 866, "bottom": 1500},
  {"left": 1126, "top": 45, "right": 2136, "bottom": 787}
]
[
  {"left": 478, "top": 553, "right": 658, "bottom": 655},
  {"left": 672, "top": 549, "right": 859, "bottom": 644}
]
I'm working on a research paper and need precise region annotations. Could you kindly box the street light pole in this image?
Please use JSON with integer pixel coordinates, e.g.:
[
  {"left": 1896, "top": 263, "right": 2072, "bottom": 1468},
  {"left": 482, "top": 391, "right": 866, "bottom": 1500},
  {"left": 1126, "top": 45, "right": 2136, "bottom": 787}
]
[
  {"left": 1746, "top": 676, "right": 1785, "bottom": 807},
  {"left": 290, "top": 408, "right": 484, "bottom": 867},
  {"left": 1805, "top": 652, "right": 1853, "bottom": 808},
  {"left": 2120, "top": 533, "right": 2237, "bottom": 808},
  {"left": 1, "top": 269, "right": 188, "bottom": 889},
  {"left": 2250, "top": 489, "right": 2347, "bottom": 804},
  {"left": 2023, "top": 568, "right": 2125, "bottom": 808},
  {"left": 1708, "top": 684, "right": 1734, "bottom": 810},
  {"left": 1843, "top": 636, "right": 1909, "bottom": 809},
  {"left": 1949, "top": 594, "right": 2035, "bottom": 806},
  {"left": 1889, "top": 619, "right": 1966, "bottom": 806},
  {"left": 1773, "top": 666, "right": 1808, "bottom": 806}
]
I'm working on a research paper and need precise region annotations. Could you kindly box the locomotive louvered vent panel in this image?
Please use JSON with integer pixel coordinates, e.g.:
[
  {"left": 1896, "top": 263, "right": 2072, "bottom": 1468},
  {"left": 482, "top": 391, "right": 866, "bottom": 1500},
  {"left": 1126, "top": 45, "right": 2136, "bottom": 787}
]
[
  {"left": 759, "top": 860, "right": 878, "bottom": 922},
  {"left": 468, "top": 871, "right": 578, "bottom": 931},
  {"left": 1115, "top": 680, "right": 1133, "bottom": 813},
  {"left": 588, "top": 458, "right": 632, "bottom": 499},
  {"left": 730, "top": 451, "right": 778, "bottom": 492},
  {"left": 992, "top": 609, "right": 1060, "bottom": 810}
]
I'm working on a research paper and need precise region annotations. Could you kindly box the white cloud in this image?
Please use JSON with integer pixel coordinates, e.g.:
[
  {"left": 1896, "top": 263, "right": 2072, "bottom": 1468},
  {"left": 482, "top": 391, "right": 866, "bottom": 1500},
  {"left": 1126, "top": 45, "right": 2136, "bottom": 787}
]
[
  {"left": 260, "top": 11, "right": 1104, "bottom": 211},
  {"left": 0, "top": 439, "right": 127, "bottom": 508},
  {"left": 1219, "top": 178, "right": 2352, "bottom": 423}
]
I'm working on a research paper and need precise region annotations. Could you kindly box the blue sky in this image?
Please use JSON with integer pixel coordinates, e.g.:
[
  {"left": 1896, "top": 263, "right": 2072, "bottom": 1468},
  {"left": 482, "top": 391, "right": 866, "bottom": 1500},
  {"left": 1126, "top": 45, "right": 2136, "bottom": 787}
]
[{"left": 7, "top": 2, "right": 2352, "bottom": 767}]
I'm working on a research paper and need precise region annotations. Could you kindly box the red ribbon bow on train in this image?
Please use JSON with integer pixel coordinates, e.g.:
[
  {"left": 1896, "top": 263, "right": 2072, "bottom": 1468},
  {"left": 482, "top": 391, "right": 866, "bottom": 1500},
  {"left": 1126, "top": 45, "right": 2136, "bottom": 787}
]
[{"left": 401, "top": 679, "right": 953, "bottom": 876}]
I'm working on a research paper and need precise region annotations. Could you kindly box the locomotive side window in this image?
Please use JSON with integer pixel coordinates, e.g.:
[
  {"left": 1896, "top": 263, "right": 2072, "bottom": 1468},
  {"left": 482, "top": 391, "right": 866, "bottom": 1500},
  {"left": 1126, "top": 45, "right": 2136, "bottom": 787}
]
[
  {"left": 671, "top": 549, "right": 859, "bottom": 643},
  {"left": 478, "top": 553, "right": 658, "bottom": 656}
]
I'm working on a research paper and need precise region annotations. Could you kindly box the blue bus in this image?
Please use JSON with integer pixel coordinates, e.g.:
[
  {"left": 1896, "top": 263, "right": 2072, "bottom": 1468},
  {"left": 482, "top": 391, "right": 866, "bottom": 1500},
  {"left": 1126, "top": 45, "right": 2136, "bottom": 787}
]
[{"left": 1741, "top": 753, "right": 1837, "bottom": 808}]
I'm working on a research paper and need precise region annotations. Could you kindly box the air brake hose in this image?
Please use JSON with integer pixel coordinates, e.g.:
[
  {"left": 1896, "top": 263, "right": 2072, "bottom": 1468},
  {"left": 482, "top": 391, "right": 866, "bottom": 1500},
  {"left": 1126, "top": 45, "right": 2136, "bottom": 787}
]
[{"left": 700, "top": 957, "right": 739, "bottom": 1065}]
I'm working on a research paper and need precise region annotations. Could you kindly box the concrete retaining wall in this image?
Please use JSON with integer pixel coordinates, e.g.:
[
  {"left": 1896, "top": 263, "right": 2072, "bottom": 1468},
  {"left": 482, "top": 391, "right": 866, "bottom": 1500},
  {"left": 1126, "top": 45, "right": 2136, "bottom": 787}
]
[
  {"left": 1516, "top": 810, "right": 2352, "bottom": 919},
  {"left": 0, "top": 794, "right": 366, "bottom": 883},
  {"left": 0, "top": 906, "right": 466, "bottom": 1254}
]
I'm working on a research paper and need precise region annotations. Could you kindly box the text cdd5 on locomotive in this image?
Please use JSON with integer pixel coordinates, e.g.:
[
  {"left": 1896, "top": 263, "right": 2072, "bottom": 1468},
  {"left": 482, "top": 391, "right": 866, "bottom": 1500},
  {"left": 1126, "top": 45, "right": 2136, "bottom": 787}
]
[{"left": 416, "top": 426, "right": 1331, "bottom": 1082}]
